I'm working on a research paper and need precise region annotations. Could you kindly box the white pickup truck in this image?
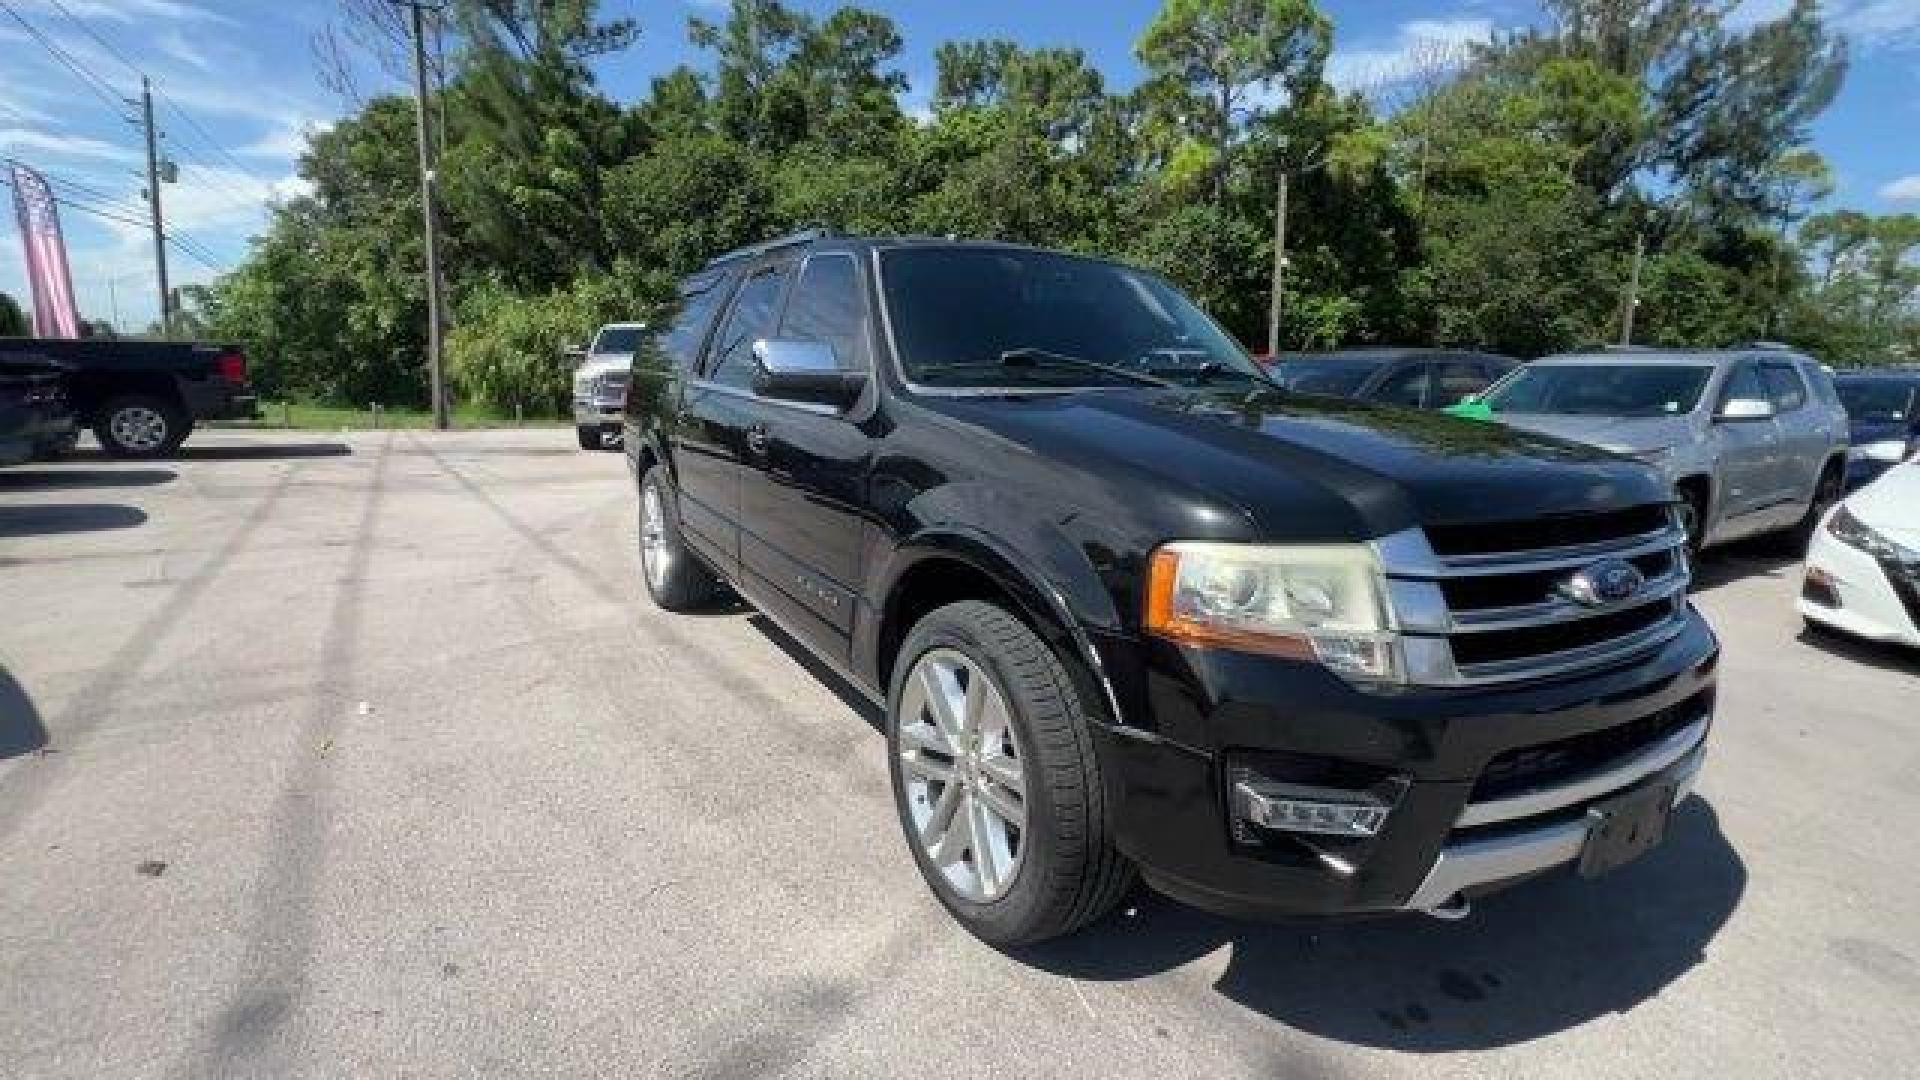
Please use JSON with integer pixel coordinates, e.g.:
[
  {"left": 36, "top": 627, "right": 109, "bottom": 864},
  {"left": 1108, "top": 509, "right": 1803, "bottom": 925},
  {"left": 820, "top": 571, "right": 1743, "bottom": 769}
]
[{"left": 571, "top": 322, "right": 645, "bottom": 451}]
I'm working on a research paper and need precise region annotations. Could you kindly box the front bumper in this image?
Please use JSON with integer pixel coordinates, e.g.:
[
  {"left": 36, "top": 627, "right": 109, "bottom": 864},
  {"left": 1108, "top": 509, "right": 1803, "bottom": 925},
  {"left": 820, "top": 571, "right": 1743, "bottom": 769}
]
[
  {"left": 1800, "top": 523, "right": 1920, "bottom": 648},
  {"left": 573, "top": 401, "right": 624, "bottom": 428},
  {"left": 1091, "top": 607, "right": 1720, "bottom": 919}
]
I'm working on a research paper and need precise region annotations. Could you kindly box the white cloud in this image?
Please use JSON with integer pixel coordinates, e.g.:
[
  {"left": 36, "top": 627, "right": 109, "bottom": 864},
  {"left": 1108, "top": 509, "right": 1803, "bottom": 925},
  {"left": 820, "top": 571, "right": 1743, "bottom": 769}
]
[
  {"left": 20, "top": 0, "right": 232, "bottom": 25},
  {"left": 1731, "top": 0, "right": 1920, "bottom": 47},
  {"left": 157, "top": 28, "right": 213, "bottom": 72},
  {"left": 0, "top": 127, "right": 139, "bottom": 164},
  {"left": 1327, "top": 17, "right": 1494, "bottom": 96},
  {"left": 1880, "top": 174, "right": 1920, "bottom": 201}
]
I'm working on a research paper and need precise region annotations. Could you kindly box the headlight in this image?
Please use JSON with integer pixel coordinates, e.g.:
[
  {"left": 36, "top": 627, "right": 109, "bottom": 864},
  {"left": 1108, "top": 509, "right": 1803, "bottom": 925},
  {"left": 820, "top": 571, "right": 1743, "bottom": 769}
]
[
  {"left": 1828, "top": 504, "right": 1919, "bottom": 564},
  {"left": 1850, "top": 440, "right": 1909, "bottom": 464},
  {"left": 1145, "top": 543, "right": 1398, "bottom": 682}
]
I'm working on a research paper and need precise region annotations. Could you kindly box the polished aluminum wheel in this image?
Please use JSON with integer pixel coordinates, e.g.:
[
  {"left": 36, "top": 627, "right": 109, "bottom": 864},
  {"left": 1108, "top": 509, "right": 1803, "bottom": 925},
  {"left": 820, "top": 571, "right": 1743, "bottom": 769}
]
[
  {"left": 109, "top": 406, "right": 168, "bottom": 452},
  {"left": 898, "top": 648, "right": 1027, "bottom": 902},
  {"left": 640, "top": 484, "right": 670, "bottom": 591}
]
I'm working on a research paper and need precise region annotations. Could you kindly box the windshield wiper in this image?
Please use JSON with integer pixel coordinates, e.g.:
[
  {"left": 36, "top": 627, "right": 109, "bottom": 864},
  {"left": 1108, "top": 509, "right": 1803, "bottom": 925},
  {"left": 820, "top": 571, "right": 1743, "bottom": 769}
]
[{"left": 997, "top": 347, "right": 1173, "bottom": 388}]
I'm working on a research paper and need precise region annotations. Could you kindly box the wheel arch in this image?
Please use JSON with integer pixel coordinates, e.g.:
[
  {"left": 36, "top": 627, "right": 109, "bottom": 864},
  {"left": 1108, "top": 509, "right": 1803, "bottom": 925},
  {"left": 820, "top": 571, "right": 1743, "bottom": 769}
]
[{"left": 868, "top": 530, "right": 1125, "bottom": 732}]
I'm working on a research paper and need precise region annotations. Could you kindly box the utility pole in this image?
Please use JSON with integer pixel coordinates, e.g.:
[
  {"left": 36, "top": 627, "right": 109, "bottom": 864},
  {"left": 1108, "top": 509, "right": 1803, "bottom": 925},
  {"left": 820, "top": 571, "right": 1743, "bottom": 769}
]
[
  {"left": 138, "top": 76, "right": 171, "bottom": 338},
  {"left": 400, "top": 0, "right": 449, "bottom": 430},
  {"left": 1620, "top": 231, "right": 1645, "bottom": 347},
  {"left": 1266, "top": 170, "right": 1289, "bottom": 357}
]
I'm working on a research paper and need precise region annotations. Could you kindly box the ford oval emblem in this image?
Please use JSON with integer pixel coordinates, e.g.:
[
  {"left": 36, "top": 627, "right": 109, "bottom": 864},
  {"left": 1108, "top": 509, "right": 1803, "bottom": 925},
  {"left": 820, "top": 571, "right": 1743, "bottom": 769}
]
[{"left": 1559, "top": 558, "right": 1645, "bottom": 607}]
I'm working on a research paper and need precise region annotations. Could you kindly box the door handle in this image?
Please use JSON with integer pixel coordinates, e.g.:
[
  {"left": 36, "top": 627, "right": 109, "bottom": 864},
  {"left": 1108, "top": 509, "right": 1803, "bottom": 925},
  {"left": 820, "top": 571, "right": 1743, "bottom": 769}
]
[{"left": 744, "top": 423, "right": 770, "bottom": 455}]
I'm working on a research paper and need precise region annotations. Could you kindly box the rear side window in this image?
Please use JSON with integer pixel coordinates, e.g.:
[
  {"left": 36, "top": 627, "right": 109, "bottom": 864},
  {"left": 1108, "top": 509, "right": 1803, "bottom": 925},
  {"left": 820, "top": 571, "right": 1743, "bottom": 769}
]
[
  {"left": 1433, "top": 360, "right": 1494, "bottom": 406},
  {"left": 1370, "top": 363, "right": 1428, "bottom": 407},
  {"left": 778, "top": 254, "right": 870, "bottom": 371},
  {"left": 653, "top": 277, "right": 730, "bottom": 374},
  {"left": 1720, "top": 362, "right": 1766, "bottom": 408},
  {"left": 707, "top": 264, "right": 791, "bottom": 389},
  {"left": 1761, "top": 361, "right": 1807, "bottom": 413}
]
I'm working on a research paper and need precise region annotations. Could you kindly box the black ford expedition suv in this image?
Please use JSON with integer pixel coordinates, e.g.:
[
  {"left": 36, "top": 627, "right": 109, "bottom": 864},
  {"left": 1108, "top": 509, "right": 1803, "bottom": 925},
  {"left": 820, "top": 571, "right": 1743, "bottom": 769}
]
[{"left": 624, "top": 232, "right": 1718, "bottom": 944}]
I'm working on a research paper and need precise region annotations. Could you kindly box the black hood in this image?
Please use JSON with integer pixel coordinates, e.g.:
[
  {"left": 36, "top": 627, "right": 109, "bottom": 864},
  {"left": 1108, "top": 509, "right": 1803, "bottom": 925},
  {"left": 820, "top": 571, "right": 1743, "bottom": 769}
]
[{"left": 928, "top": 388, "right": 1670, "bottom": 542}]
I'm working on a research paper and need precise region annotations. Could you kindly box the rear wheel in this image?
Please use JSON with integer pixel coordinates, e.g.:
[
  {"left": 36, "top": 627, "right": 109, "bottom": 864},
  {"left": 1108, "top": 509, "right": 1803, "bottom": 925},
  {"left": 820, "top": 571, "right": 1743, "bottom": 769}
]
[
  {"left": 638, "top": 465, "right": 718, "bottom": 611},
  {"left": 1786, "top": 462, "right": 1845, "bottom": 555},
  {"left": 887, "top": 600, "right": 1133, "bottom": 945},
  {"left": 94, "top": 395, "right": 187, "bottom": 459}
]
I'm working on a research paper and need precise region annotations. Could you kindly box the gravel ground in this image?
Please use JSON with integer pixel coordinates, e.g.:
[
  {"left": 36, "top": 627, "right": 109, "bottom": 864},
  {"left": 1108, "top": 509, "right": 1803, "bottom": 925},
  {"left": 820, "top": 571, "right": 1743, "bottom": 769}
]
[{"left": 2, "top": 428, "right": 1915, "bottom": 1080}]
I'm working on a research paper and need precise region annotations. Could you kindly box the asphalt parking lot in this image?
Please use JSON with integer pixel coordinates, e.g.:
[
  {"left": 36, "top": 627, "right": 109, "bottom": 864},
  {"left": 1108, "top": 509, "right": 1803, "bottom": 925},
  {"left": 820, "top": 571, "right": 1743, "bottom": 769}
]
[{"left": 2, "top": 428, "right": 1916, "bottom": 1079}]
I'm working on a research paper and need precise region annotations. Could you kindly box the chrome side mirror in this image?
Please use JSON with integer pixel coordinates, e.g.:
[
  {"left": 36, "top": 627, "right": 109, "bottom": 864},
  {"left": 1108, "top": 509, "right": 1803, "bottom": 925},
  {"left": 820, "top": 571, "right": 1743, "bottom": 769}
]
[{"left": 752, "top": 339, "right": 864, "bottom": 408}]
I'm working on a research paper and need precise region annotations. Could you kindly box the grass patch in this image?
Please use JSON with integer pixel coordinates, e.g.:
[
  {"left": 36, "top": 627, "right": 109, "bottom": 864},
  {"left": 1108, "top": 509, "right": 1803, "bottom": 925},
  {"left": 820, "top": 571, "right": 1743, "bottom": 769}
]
[{"left": 218, "top": 401, "right": 571, "bottom": 431}]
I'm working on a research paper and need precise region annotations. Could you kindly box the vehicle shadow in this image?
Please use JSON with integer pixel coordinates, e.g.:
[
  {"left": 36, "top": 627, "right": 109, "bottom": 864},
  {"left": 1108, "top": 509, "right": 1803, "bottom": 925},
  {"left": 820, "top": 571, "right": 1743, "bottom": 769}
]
[
  {"left": 0, "top": 468, "right": 175, "bottom": 490},
  {"left": 68, "top": 443, "right": 352, "bottom": 462},
  {"left": 745, "top": 613, "right": 884, "bottom": 734},
  {"left": 1797, "top": 622, "right": 1919, "bottom": 675},
  {"left": 1013, "top": 798, "right": 1743, "bottom": 1052},
  {"left": 1691, "top": 536, "right": 1801, "bottom": 593},
  {"left": 0, "top": 503, "right": 148, "bottom": 537},
  {"left": 0, "top": 666, "right": 48, "bottom": 760}
]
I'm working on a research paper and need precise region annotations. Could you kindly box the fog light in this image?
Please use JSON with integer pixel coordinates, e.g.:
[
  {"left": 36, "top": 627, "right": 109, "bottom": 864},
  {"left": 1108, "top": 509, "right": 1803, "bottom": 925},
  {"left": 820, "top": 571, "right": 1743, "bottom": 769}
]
[
  {"left": 1802, "top": 566, "right": 1840, "bottom": 609},
  {"left": 1233, "top": 780, "right": 1388, "bottom": 837}
]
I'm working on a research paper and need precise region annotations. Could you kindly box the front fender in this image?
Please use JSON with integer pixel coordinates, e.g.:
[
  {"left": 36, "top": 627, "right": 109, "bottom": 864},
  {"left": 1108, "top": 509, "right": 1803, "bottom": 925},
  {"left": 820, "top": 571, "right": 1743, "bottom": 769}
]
[{"left": 861, "top": 482, "right": 1136, "bottom": 732}]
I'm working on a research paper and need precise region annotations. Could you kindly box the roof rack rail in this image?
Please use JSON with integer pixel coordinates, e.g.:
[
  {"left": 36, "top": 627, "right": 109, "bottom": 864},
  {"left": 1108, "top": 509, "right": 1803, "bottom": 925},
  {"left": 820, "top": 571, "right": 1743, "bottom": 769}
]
[
  {"left": 1739, "top": 340, "right": 1794, "bottom": 351},
  {"left": 706, "top": 227, "right": 840, "bottom": 268}
]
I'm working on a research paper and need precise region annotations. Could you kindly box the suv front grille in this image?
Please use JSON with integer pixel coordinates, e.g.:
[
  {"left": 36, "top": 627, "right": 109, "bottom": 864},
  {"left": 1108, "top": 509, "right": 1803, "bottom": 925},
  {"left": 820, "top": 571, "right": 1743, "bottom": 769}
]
[{"left": 1380, "top": 505, "right": 1692, "bottom": 686}]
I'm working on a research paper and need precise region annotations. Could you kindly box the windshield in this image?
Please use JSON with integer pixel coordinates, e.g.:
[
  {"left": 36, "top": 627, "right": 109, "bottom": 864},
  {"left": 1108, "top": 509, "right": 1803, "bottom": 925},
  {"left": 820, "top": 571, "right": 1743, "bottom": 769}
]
[
  {"left": 1483, "top": 363, "right": 1713, "bottom": 417},
  {"left": 594, "top": 326, "right": 646, "bottom": 354},
  {"left": 1270, "top": 357, "right": 1391, "bottom": 396},
  {"left": 1838, "top": 379, "right": 1916, "bottom": 424},
  {"left": 879, "top": 247, "right": 1266, "bottom": 389}
]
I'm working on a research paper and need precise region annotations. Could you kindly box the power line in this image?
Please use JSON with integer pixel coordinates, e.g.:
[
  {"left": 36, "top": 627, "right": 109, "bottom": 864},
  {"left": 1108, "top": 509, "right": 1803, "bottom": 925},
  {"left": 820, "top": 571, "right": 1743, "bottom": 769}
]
[
  {"left": 158, "top": 95, "right": 281, "bottom": 196},
  {"left": 0, "top": 170, "right": 229, "bottom": 273},
  {"left": 0, "top": 1, "right": 137, "bottom": 124},
  {"left": 42, "top": 0, "right": 142, "bottom": 79}
]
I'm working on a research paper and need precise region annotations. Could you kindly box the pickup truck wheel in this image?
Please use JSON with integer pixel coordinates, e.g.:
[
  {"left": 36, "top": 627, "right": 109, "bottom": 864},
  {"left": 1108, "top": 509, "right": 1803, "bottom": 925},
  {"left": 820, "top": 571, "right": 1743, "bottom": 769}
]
[
  {"left": 888, "top": 601, "right": 1133, "bottom": 945},
  {"left": 638, "top": 466, "right": 717, "bottom": 610},
  {"left": 95, "top": 395, "right": 187, "bottom": 459}
]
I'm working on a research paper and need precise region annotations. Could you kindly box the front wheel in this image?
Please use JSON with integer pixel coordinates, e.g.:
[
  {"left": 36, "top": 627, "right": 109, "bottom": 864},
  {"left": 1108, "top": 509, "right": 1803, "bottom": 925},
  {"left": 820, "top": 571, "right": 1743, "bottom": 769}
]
[
  {"left": 94, "top": 395, "right": 188, "bottom": 459},
  {"left": 887, "top": 600, "right": 1133, "bottom": 945},
  {"left": 638, "top": 466, "right": 718, "bottom": 611},
  {"left": 577, "top": 425, "right": 602, "bottom": 451}
]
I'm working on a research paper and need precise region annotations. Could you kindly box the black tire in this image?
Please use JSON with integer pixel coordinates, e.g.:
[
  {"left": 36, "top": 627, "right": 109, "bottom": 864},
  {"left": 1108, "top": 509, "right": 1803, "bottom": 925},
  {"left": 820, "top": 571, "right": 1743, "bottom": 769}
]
[
  {"left": 886, "top": 600, "right": 1134, "bottom": 945},
  {"left": 1675, "top": 483, "right": 1708, "bottom": 557},
  {"left": 1785, "top": 462, "right": 1845, "bottom": 555},
  {"left": 638, "top": 465, "right": 718, "bottom": 611},
  {"left": 94, "top": 395, "right": 188, "bottom": 459},
  {"left": 577, "top": 425, "right": 602, "bottom": 451}
]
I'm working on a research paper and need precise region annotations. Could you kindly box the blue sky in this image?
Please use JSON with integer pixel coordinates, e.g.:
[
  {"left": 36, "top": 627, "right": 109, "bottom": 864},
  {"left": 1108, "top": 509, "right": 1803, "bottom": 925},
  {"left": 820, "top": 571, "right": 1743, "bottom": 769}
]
[{"left": 2, "top": 0, "right": 1916, "bottom": 331}]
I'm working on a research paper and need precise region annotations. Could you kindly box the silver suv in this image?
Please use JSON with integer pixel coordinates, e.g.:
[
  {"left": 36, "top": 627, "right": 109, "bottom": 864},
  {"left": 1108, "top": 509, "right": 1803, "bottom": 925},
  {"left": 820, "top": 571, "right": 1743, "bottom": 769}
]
[{"left": 1476, "top": 348, "right": 1849, "bottom": 551}]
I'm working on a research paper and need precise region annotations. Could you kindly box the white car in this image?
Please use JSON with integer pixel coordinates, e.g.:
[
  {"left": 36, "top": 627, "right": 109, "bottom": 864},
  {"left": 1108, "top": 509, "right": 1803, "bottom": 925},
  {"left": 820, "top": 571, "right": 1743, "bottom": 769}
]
[
  {"left": 1800, "top": 460, "right": 1920, "bottom": 648},
  {"left": 572, "top": 322, "right": 646, "bottom": 451}
]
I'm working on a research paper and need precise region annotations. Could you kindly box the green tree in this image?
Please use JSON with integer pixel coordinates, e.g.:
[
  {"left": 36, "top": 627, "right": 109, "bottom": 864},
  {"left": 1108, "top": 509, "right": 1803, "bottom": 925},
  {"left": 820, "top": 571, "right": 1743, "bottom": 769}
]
[
  {"left": 1136, "top": 0, "right": 1331, "bottom": 204},
  {"left": 0, "top": 291, "right": 26, "bottom": 336}
]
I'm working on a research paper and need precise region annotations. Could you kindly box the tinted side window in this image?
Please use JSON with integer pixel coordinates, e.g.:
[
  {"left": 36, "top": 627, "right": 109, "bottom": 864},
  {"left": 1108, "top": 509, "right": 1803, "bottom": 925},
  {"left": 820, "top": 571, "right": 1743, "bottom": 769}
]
[
  {"left": 1371, "top": 363, "right": 1428, "bottom": 407},
  {"left": 1433, "top": 360, "right": 1494, "bottom": 406},
  {"left": 1761, "top": 361, "right": 1807, "bottom": 413},
  {"left": 1720, "top": 362, "right": 1766, "bottom": 409},
  {"left": 654, "top": 277, "right": 730, "bottom": 373},
  {"left": 779, "top": 254, "right": 869, "bottom": 371},
  {"left": 707, "top": 265, "right": 791, "bottom": 389}
]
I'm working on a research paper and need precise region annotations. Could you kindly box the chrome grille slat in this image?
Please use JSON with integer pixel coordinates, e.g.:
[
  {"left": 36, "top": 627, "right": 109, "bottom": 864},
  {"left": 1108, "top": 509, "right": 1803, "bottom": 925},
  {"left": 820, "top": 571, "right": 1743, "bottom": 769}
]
[
  {"left": 1376, "top": 511, "right": 1692, "bottom": 687},
  {"left": 1448, "top": 572, "right": 1689, "bottom": 632}
]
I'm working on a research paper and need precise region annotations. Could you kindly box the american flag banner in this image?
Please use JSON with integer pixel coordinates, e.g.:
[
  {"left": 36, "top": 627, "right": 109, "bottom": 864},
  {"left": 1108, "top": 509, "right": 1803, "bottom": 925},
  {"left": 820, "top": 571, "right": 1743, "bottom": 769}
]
[{"left": 9, "top": 162, "right": 81, "bottom": 339}]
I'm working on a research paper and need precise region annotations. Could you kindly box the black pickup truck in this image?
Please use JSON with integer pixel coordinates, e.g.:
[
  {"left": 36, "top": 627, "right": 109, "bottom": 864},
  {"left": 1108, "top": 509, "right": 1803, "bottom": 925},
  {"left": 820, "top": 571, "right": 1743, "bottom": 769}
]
[
  {"left": 624, "top": 232, "right": 1719, "bottom": 944},
  {"left": 1, "top": 356, "right": 75, "bottom": 466},
  {"left": 0, "top": 337, "right": 256, "bottom": 457}
]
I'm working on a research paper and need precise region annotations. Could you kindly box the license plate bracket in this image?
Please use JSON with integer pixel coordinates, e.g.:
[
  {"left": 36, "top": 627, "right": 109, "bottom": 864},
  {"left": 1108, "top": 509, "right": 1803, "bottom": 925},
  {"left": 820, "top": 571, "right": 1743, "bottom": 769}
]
[{"left": 1578, "top": 781, "right": 1675, "bottom": 878}]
